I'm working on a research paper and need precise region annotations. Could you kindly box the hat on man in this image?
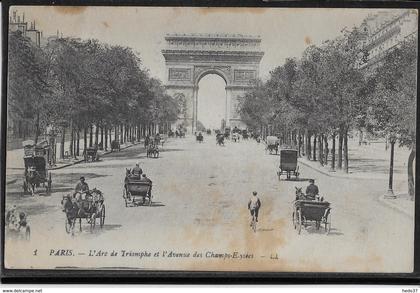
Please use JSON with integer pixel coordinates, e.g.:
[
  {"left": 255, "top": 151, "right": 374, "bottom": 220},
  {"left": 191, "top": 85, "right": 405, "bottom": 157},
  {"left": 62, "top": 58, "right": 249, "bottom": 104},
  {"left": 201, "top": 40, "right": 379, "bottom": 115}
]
[
  {"left": 80, "top": 176, "right": 85, "bottom": 181},
  {"left": 253, "top": 191, "right": 257, "bottom": 196},
  {"left": 309, "top": 179, "right": 315, "bottom": 183}
]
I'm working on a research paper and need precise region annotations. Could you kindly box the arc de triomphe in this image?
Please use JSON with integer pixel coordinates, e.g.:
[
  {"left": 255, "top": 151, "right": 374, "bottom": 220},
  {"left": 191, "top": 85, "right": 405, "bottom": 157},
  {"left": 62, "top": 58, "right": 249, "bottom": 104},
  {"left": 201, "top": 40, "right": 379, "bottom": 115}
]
[{"left": 162, "top": 33, "right": 264, "bottom": 133}]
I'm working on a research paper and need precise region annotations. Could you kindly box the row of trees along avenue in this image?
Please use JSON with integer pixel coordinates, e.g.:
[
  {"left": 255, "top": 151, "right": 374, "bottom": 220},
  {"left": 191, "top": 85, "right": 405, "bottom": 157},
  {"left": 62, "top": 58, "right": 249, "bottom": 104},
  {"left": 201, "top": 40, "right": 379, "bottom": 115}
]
[
  {"left": 8, "top": 31, "right": 179, "bottom": 160},
  {"left": 239, "top": 28, "right": 417, "bottom": 199}
]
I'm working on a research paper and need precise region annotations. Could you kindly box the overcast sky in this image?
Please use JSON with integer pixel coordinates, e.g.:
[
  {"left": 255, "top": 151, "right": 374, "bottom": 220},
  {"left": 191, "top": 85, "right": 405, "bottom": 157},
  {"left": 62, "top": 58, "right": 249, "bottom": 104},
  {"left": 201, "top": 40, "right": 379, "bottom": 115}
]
[{"left": 13, "top": 6, "right": 397, "bottom": 128}]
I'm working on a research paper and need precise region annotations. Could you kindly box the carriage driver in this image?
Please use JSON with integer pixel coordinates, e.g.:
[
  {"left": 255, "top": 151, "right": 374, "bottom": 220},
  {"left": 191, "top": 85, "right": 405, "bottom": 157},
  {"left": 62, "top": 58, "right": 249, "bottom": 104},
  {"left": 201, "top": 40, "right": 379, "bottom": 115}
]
[
  {"left": 305, "top": 179, "right": 319, "bottom": 199},
  {"left": 131, "top": 163, "right": 143, "bottom": 178},
  {"left": 74, "top": 176, "right": 90, "bottom": 200}
]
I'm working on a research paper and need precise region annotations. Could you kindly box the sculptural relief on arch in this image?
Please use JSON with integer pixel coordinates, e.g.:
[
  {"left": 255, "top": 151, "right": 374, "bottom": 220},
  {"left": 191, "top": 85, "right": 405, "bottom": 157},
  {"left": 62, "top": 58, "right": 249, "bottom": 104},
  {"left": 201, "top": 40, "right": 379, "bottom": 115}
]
[{"left": 162, "top": 33, "right": 264, "bottom": 133}]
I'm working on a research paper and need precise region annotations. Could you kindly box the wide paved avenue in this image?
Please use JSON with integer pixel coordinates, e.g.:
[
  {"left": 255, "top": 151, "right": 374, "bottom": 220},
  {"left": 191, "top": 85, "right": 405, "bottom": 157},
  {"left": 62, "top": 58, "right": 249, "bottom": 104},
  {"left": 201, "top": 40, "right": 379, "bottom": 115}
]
[{"left": 5, "top": 135, "right": 413, "bottom": 272}]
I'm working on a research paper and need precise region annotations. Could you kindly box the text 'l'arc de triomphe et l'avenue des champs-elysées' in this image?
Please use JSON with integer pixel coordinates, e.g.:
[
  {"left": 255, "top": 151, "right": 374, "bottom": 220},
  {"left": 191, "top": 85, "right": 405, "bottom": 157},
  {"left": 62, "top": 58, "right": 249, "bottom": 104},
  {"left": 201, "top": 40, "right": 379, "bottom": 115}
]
[{"left": 162, "top": 33, "right": 264, "bottom": 133}]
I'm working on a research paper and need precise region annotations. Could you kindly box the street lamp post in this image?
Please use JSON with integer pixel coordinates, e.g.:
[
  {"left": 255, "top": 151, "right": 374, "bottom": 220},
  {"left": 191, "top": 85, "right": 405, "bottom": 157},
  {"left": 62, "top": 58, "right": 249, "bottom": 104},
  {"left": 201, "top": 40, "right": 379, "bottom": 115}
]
[{"left": 385, "top": 136, "right": 397, "bottom": 199}]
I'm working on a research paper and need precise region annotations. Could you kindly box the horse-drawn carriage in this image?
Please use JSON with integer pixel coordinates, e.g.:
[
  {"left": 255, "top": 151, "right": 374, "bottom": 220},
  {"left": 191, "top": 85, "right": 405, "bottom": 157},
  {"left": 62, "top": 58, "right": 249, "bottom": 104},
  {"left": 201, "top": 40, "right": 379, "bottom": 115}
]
[
  {"left": 216, "top": 133, "right": 225, "bottom": 146},
  {"left": 175, "top": 129, "right": 186, "bottom": 138},
  {"left": 277, "top": 149, "right": 300, "bottom": 180},
  {"left": 232, "top": 133, "right": 240, "bottom": 142},
  {"left": 123, "top": 173, "right": 153, "bottom": 207},
  {"left": 5, "top": 206, "right": 30, "bottom": 240},
  {"left": 265, "top": 136, "right": 280, "bottom": 155},
  {"left": 224, "top": 128, "right": 231, "bottom": 139},
  {"left": 111, "top": 140, "right": 121, "bottom": 152},
  {"left": 62, "top": 189, "right": 105, "bottom": 235},
  {"left": 196, "top": 132, "right": 204, "bottom": 143},
  {"left": 23, "top": 141, "right": 52, "bottom": 196},
  {"left": 84, "top": 146, "right": 99, "bottom": 162},
  {"left": 242, "top": 130, "right": 249, "bottom": 140},
  {"left": 146, "top": 143, "right": 159, "bottom": 158},
  {"left": 292, "top": 187, "right": 331, "bottom": 235}
]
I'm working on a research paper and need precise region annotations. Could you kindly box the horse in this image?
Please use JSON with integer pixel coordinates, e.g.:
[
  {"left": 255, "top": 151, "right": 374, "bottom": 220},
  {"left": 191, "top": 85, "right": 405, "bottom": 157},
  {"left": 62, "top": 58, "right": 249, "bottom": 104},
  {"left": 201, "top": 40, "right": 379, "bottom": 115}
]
[
  {"left": 24, "top": 167, "right": 41, "bottom": 196},
  {"left": 147, "top": 144, "right": 159, "bottom": 158},
  {"left": 295, "top": 186, "right": 323, "bottom": 201},
  {"left": 62, "top": 188, "right": 104, "bottom": 236}
]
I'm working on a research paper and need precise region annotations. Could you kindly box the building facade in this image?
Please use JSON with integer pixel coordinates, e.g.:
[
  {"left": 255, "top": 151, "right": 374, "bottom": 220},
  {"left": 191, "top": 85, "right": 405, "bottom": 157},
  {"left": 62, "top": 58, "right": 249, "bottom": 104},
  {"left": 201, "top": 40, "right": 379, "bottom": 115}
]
[
  {"left": 7, "top": 11, "right": 45, "bottom": 149},
  {"left": 358, "top": 9, "right": 417, "bottom": 71}
]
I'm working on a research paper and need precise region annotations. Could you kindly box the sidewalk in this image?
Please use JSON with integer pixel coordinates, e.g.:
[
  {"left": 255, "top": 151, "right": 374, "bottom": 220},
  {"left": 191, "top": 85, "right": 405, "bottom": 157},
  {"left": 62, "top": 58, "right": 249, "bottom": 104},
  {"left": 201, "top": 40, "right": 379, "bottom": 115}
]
[
  {"left": 6, "top": 140, "right": 143, "bottom": 184},
  {"left": 296, "top": 138, "right": 415, "bottom": 218},
  {"left": 297, "top": 137, "right": 411, "bottom": 181}
]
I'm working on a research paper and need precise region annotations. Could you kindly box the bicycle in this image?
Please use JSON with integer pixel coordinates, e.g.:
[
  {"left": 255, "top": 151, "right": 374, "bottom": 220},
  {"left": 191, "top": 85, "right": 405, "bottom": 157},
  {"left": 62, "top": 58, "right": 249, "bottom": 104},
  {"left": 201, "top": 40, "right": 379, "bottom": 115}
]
[{"left": 250, "top": 210, "right": 257, "bottom": 233}]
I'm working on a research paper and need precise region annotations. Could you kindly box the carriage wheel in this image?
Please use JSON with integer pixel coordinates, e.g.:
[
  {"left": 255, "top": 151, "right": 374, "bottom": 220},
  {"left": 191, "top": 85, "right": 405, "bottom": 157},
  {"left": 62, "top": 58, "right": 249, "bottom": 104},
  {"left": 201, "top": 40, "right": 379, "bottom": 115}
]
[
  {"left": 277, "top": 171, "right": 281, "bottom": 181},
  {"left": 48, "top": 173, "right": 52, "bottom": 193},
  {"left": 123, "top": 189, "right": 128, "bottom": 207},
  {"left": 296, "top": 209, "right": 302, "bottom": 235},
  {"left": 148, "top": 194, "right": 152, "bottom": 206},
  {"left": 100, "top": 206, "right": 105, "bottom": 228},
  {"left": 23, "top": 181, "right": 28, "bottom": 194},
  {"left": 25, "top": 226, "right": 31, "bottom": 240},
  {"left": 324, "top": 213, "right": 331, "bottom": 235},
  {"left": 292, "top": 211, "right": 296, "bottom": 230}
]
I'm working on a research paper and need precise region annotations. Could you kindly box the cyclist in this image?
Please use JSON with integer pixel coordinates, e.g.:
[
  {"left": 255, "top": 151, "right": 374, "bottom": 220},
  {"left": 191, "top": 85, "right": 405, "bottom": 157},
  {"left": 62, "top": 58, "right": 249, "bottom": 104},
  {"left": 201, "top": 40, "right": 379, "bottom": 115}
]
[{"left": 248, "top": 191, "right": 261, "bottom": 225}]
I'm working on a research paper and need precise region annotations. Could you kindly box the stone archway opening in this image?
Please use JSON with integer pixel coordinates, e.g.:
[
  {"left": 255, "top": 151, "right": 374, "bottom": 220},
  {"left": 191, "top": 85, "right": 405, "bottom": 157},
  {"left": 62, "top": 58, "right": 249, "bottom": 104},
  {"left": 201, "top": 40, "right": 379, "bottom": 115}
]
[{"left": 196, "top": 73, "right": 227, "bottom": 131}]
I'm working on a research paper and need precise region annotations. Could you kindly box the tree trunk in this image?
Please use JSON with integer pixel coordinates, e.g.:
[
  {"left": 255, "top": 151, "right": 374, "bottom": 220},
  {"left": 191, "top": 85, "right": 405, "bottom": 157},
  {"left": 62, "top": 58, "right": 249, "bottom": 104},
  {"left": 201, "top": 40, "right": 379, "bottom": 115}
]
[
  {"left": 298, "top": 130, "right": 302, "bottom": 157},
  {"left": 100, "top": 126, "right": 104, "bottom": 148},
  {"left": 76, "top": 130, "right": 80, "bottom": 157},
  {"left": 95, "top": 124, "right": 99, "bottom": 146},
  {"left": 358, "top": 129, "right": 363, "bottom": 146},
  {"left": 313, "top": 134, "right": 317, "bottom": 161},
  {"left": 60, "top": 127, "right": 66, "bottom": 159},
  {"left": 123, "top": 124, "right": 127, "bottom": 143},
  {"left": 120, "top": 124, "right": 124, "bottom": 144},
  {"left": 69, "top": 121, "right": 74, "bottom": 157},
  {"left": 331, "top": 132, "right": 336, "bottom": 171},
  {"left": 306, "top": 131, "right": 311, "bottom": 160},
  {"left": 343, "top": 128, "right": 349, "bottom": 173},
  {"left": 83, "top": 127, "right": 87, "bottom": 155},
  {"left": 104, "top": 125, "right": 108, "bottom": 151},
  {"left": 324, "top": 135, "right": 329, "bottom": 166},
  {"left": 319, "top": 134, "right": 324, "bottom": 166},
  {"left": 89, "top": 124, "right": 93, "bottom": 147},
  {"left": 34, "top": 112, "right": 40, "bottom": 144},
  {"left": 408, "top": 148, "right": 416, "bottom": 200},
  {"left": 338, "top": 129, "right": 343, "bottom": 169}
]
